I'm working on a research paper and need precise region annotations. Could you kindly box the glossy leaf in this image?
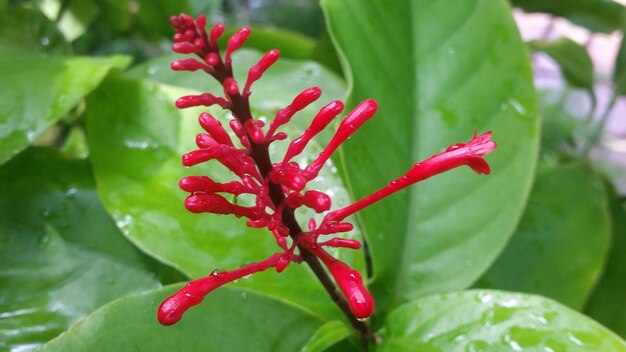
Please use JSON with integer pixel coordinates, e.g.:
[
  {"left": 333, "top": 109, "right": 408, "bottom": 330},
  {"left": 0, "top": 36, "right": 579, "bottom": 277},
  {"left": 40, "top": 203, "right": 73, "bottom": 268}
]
[
  {"left": 511, "top": 0, "right": 626, "bottom": 33},
  {"left": 322, "top": 0, "right": 538, "bottom": 310},
  {"left": 40, "top": 286, "right": 324, "bottom": 352},
  {"left": 0, "top": 6, "right": 70, "bottom": 54},
  {"left": 585, "top": 189, "right": 626, "bottom": 338},
  {"left": 0, "top": 45, "right": 129, "bottom": 164},
  {"left": 378, "top": 290, "right": 626, "bottom": 351},
  {"left": 126, "top": 49, "right": 346, "bottom": 140},
  {"left": 302, "top": 321, "right": 353, "bottom": 352},
  {"left": 0, "top": 148, "right": 166, "bottom": 351},
  {"left": 530, "top": 38, "right": 595, "bottom": 93},
  {"left": 477, "top": 162, "right": 611, "bottom": 309},
  {"left": 85, "top": 74, "right": 359, "bottom": 320}
]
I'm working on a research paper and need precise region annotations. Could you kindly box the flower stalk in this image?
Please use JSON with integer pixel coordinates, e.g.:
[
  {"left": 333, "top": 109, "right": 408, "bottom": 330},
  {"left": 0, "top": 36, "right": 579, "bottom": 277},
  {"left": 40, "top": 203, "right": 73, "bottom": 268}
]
[{"left": 158, "top": 13, "right": 497, "bottom": 346}]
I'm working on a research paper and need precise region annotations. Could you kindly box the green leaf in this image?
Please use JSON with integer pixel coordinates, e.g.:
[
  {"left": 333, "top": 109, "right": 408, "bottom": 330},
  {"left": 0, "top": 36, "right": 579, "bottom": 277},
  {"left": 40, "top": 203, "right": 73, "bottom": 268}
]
[
  {"left": 477, "top": 162, "right": 611, "bottom": 309},
  {"left": 0, "top": 148, "right": 168, "bottom": 351},
  {"left": 302, "top": 321, "right": 354, "bottom": 352},
  {"left": 585, "top": 188, "right": 626, "bottom": 338},
  {"left": 0, "top": 46, "right": 130, "bottom": 165},
  {"left": 322, "top": 0, "right": 538, "bottom": 310},
  {"left": 510, "top": 0, "right": 626, "bottom": 33},
  {"left": 37, "top": 0, "right": 98, "bottom": 42},
  {"left": 529, "top": 38, "right": 595, "bottom": 93},
  {"left": 0, "top": 6, "right": 70, "bottom": 54},
  {"left": 378, "top": 290, "right": 626, "bottom": 351},
  {"left": 39, "top": 286, "right": 324, "bottom": 352},
  {"left": 220, "top": 0, "right": 325, "bottom": 38},
  {"left": 85, "top": 73, "right": 357, "bottom": 320},
  {"left": 310, "top": 30, "right": 343, "bottom": 75},
  {"left": 132, "top": 0, "right": 192, "bottom": 41}
]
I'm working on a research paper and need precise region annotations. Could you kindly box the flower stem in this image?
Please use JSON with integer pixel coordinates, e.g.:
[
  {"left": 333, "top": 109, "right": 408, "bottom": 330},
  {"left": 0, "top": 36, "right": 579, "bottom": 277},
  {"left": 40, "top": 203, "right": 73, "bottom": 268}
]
[{"left": 210, "top": 54, "right": 374, "bottom": 346}]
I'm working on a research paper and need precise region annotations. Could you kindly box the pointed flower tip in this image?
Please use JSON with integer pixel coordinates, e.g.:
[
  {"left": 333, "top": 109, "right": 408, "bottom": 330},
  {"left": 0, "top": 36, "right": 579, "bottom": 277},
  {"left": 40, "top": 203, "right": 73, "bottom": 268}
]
[
  {"left": 158, "top": 286, "right": 206, "bottom": 326},
  {"left": 468, "top": 131, "right": 497, "bottom": 157},
  {"left": 328, "top": 262, "right": 375, "bottom": 319}
]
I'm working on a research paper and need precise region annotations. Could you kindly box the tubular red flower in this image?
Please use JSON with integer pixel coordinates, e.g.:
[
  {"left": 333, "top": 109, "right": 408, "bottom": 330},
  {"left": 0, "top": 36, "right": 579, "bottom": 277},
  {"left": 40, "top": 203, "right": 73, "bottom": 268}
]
[
  {"left": 266, "top": 87, "right": 322, "bottom": 139},
  {"left": 225, "top": 26, "right": 251, "bottom": 65},
  {"left": 305, "top": 100, "right": 377, "bottom": 179},
  {"left": 323, "top": 131, "right": 497, "bottom": 223},
  {"left": 282, "top": 100, "right": 344, "bottom": 164},
  {"left": 244, "top": 49, "right": 280, "bottom": 95},
  {"left": 158, "top": 253, "right": 282, "bottom": 325},
  {"left": 175, "top": 93, "right": 228, "bottom": 109},
  {"left": 306, "top": 245, "right": 374, "bottom": 319}
]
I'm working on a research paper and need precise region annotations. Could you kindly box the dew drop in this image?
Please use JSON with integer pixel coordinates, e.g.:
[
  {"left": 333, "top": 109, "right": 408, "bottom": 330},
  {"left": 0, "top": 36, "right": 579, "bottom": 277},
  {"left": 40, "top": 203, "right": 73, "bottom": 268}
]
[
  {"left": 508, "top": 98, "right": 526, "bottom": 115},
  {"left": 38, "top": 234, "right": 50, "bottom": 250},
  {"left": 567, "top": 333, "right": 585, "bottom": 346},
  {"left": 40, "top": 37, "right": 50, "bottom": 46}
]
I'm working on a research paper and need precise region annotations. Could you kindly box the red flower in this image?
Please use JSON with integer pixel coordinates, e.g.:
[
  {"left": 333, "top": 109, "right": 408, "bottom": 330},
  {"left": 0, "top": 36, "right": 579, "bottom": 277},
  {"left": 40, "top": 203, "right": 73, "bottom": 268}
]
[{"left": 158, "top": 13, "right": 497, "bottom": 326}]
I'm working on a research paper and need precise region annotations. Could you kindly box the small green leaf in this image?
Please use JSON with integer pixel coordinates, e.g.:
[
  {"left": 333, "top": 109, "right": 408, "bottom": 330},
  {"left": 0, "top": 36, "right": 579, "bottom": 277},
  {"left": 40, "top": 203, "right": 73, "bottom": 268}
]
[
  {"left": 614, "top": 27, "right": 626, "bottom": 97},
  {"left": 0, "top": 148, "right": 168, "bottom": 351},
  {"left": 39, "top": 286, "right": 324, "bottom": 352},
  {"left": 322, "top": 0, "right": 539, "bottom": 311},
  {"left": 585, "top": 188, "right": 626, "bottom": 338},
  {"left": 536, "top": 88, "right": 588, "bottom": 155},
  {"left": 511, "top": 0, "right": 626, "bottom": 33},
  {"left": 85, "top": 72, "right": 357, "bottom": 320},
  {"left": 477, "top": 162, "right": 611, "bottom": 309},
  {"left": 378, "top": 290, "right": 626, "bottom": 351},
  {"left": 529, "top": 38, "right": 595, "bottom": 93},
  {"left": 0, "top": 45, "right": 130, "bottom": 165},
  {"left": 302, "top": 321, "right": 354, "bottom": 352}
]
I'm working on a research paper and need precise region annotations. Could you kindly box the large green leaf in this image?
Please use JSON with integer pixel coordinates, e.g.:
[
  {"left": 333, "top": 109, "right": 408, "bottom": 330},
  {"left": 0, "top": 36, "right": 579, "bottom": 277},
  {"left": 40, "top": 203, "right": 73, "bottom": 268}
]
[
  {"left": 0, "top": 148, "right": 167, "bottom": 351},
  {"left": 377, "top": 290, "right": 626, "bottom": 351},
  {"left": 85, "top": 71, "right": 358, "bottom": 320},
  {"left": 39, "top": 286, "right": 323, "bottom": 352},
  {"left": 511, "top": 0, "right": 625, "bottom": 33},
  {"left": 322, "top": 0, "right": 538, "bottom": 310},
  {"left": 0, "top": 45, "right": 129, "bottom": 165},
  {"left": 585, "top": 190, "right": 626, "bottom": 338},
  {"left": 0, "top": 6, "right": 70, "bottom": 54},
  {"left": 477, "top": 162, "right": 611, "bottom": 309}
]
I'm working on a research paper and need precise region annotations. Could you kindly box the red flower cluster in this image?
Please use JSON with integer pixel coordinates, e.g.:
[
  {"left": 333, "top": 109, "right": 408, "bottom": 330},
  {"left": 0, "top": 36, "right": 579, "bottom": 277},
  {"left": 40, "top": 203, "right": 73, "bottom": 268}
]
[{"left": 158, "top": 13, "right": 497, "bottom": 326}]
